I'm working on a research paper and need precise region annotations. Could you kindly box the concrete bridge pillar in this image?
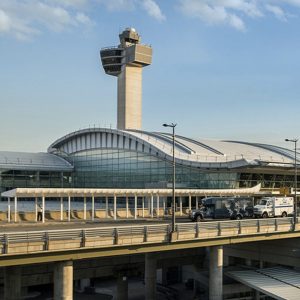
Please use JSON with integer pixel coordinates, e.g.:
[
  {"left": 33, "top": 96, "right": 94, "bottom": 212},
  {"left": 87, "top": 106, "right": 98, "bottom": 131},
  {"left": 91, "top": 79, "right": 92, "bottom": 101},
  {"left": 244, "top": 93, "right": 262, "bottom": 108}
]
[
  {"left": 209, "top": 245, "right": 223, "bottom": 300},
  {"left": 54, "top": 260, "right": 73, "bottom": 300},
  {"left": 4, "top": 266, "right": 21, "bottom": 300},
  {"left": 117, "top": 272, "right": 128, "bottom": 300},
  {"left": 145, "top": 252, "right": 157, "bottom": 300}
]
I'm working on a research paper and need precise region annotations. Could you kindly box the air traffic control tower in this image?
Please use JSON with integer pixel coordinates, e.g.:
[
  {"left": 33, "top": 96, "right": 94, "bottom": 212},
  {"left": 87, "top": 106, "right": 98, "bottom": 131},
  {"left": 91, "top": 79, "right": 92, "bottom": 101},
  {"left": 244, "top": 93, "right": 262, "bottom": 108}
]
[{"left": 100, "top": 28, "right": 152, "bottom": 130}]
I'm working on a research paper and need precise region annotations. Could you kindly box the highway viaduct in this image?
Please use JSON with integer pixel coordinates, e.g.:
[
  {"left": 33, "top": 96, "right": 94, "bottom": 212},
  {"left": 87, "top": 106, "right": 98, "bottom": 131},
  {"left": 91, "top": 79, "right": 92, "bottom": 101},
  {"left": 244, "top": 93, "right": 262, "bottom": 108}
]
[{"left": 1, "top": 217, "right": 300, "bottom": 300}]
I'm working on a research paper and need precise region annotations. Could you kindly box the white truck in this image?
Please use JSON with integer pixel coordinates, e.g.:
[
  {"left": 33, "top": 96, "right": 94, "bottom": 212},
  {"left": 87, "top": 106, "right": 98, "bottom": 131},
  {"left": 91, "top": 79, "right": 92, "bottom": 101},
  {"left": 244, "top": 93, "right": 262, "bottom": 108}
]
[{"left": 253, "top": 197, "right": 294, "bottom": 218}]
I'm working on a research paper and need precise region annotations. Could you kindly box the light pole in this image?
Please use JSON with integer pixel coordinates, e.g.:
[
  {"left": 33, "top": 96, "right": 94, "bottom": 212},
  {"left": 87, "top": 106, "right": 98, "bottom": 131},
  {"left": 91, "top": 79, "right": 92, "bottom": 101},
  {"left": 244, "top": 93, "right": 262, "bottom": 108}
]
[
  {"left": 285, "top": 138, "right": 298, "bottom": 228},
  {"left": 163, "top": 123, "right": 177, "bottom": 233}
]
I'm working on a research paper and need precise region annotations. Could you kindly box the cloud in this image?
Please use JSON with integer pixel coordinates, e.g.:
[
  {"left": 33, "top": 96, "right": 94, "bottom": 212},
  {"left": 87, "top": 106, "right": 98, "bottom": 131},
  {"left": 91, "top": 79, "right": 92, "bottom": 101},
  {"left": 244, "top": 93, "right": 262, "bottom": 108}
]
[
  {"left": 0, "top": 9, "right": 11, "bottom": 33},
  {"left": 99, "top": 0, "right": 165, "bottom": 21},
  {"left": 141, "top": 0, "right": 166, "bottom": 21},
  {"left": 76, "top": 12, "right": 93, "bottom": 25},
  {"left": 0, "top": 0, "right": 164, "bottom": 40},
  {"left": 178, "top": 0, "right": 246, "bottom": 31},
  {"left": 177, "top": 0, "right": 300, "bottom": 31},
  {"left": 99, "top": 0, "right": 135, "bottom": 11},
  {"left": 0, "top": 0, "right": 94, "bottom": 40},
  {"left": 265, "top": 4, "right": 287, "bottom": 21},
  {"left": 281, "top": 0, "right": 300, "bottom": 6}
]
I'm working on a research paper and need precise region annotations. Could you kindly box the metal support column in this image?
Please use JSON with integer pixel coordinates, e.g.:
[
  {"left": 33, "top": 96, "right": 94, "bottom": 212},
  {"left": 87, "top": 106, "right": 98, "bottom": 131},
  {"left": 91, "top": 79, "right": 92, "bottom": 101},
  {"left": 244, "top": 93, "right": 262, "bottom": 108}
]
[
  {"left": 35, "top": 197, "right": 38, "bottom": 222},
  {"left": 92, "top": 195, "right": 95, "bottom": 221},
  {"left": 142, "top": 197, "right": 145, "bottom": 218},
  {"left": 14, "top": 196, "right": 17, "bottom": 223},
  {"left": 42, "top": 196, "right": 45, "bottom": 223},
  {"left": 157, "top": 195, "right": 160, "bottom": 218},
  {"left": 7, "top": 197, "right": 11, "bottom": 223},
  {"left": 105, "top": 196, "right": 108, "bottom": 219},
  {"left": 60, "top": 197, "right": 63, "bottom": 221},
  {"left": 126, "top": 196, "right": 129, "bottom": 218},
  {"left": 114, "top": 194, "right": 117, "bottom": 220},
  {"left": 83, "top": 197, "right": 86, "bottom": 220},
  {"left": 180, "top": 197, "right": 183, "bottom": 216},
  {"left": 151, "top": 194, "right": 154, "bottom": 218},
  {"left": 68, "top": 195, "right": 71, "bottom": 222},
  {"left": 134, "top": 195, "right": 137, "bottom": 219}
]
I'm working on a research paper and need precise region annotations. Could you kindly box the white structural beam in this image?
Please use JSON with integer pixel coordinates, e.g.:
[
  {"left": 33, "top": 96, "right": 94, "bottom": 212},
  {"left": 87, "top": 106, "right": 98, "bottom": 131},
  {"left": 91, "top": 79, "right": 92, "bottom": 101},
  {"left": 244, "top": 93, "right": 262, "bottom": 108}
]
[
  {"left": 134, "top": 195, "right": 137, "bottom": 220},
  {"left": 142, "top": 197, "right": 145, "bottom": 218},
  {"left": 156, "top": 195, "right": 160, "bottom": 218},
  {"left": 35, "top": 197, "right": 38, "bottom": 222},
  {"left": 126, "top": 196, "right": 129, "bottom": 219},
  {"left": 60, "top": 197, "right": 63, "bottom": 221},
  {"left": 68, "top": 195, "right": 71, "bottom": 222},
  {"left": 180, "top": 197, "right": 183, "bottom": 216},
  {"left": 83, "top": 197, "right": 86, "bottom": 220},
  {"left": 92, "top": 195, "right": 95, "bottom": 221},
  {"left": 114, "top": 194, "right": 117, "bottom": 220},
  {"left": 105, "top": 196, "right": 108, "bottom": 219},
  {"left": 42, "top": 196, "right": 45, "bottom": 223},
  {"left": 14, "top": 196, "right": 17, "bottom": 223},
  {"left": 7, "top": 198, "right": 11, "bottom": 223},
  {"left": 151, "top": 195, "right": 154, "bottom": 218}
]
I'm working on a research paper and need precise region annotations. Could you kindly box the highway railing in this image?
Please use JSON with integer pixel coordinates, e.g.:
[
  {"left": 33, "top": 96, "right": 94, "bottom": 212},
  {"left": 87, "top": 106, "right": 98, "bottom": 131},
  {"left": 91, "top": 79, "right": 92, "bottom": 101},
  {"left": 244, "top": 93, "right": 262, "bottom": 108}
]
[{"left": 0, "top": 218, "right": 297, "bottom": 255}]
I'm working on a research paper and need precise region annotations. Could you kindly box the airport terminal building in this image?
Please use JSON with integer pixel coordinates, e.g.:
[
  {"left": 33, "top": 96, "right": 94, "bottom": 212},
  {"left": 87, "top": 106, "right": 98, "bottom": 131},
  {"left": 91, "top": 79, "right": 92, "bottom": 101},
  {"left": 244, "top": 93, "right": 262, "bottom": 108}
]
[
  {"left": 0, "top": 127, "right": 298, "bottom": 195},
  {"left": 0, "top": 28, "right": 298, "bottom": 196}
]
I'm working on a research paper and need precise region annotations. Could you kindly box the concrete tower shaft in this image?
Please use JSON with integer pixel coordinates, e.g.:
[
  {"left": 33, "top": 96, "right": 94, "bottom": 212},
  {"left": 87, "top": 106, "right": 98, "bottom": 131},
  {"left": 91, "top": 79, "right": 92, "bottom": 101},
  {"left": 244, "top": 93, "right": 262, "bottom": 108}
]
[{"left": 100, "top": 28, "right": 152, "bottom": 130}]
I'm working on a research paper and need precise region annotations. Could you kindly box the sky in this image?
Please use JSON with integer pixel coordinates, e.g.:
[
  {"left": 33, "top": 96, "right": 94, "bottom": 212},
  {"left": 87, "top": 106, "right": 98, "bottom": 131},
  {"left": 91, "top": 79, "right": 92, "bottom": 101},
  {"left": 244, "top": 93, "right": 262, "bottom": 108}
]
[{"left": 1, "top": 0, "right": 300, "bottom": 152}]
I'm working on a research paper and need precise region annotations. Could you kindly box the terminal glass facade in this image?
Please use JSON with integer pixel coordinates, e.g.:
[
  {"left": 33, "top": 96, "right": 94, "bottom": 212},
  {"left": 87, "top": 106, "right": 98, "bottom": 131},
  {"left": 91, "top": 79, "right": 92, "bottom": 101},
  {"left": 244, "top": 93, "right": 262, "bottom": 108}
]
[
  {"left": 65, "top": 149, "right": 296, "bottom": 190},
  {"left": 0, "top": 169, "right": 72, "bottom": 193},
  {"left": 0, "top": 151, "right": 297, "bottom": 193},
  {"left": 67, "top": 149, "right": 238, "bottom": 189}
]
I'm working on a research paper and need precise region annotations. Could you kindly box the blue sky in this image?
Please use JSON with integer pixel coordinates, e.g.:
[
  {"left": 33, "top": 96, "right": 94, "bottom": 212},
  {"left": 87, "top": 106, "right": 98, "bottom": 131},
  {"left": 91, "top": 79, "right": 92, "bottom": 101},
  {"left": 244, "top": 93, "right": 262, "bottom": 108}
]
[{"left": 1, "top": 0, "right": 300, "bottom": 152}]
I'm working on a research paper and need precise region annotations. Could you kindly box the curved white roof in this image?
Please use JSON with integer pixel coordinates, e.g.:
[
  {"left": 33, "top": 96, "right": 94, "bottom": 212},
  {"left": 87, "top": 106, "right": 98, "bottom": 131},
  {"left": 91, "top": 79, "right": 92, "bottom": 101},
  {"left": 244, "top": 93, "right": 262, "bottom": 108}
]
[
  {"left": 48, "top": 128, "right": 297, "bottom": 170},
  {"left": 0, "top": 151, "right": 73, "bottom": 172}
]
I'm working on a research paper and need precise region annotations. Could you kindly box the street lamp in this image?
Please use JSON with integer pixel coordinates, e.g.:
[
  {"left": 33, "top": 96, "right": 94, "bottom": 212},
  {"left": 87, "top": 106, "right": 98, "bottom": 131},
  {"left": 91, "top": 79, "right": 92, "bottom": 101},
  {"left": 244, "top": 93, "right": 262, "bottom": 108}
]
[
  {"left": 163, "top": 123, "right": 177, "bottom": 233},
  {"left": 285, "top": 138, "right": 298, "bottom": 228}
]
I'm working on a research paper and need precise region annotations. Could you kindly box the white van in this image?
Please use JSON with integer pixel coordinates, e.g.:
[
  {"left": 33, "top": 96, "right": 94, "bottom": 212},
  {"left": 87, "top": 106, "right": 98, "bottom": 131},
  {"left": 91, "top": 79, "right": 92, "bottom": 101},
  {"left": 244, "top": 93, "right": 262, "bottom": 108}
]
[{"left": 253, "top": 197, "right": 294, "bottom": 218}]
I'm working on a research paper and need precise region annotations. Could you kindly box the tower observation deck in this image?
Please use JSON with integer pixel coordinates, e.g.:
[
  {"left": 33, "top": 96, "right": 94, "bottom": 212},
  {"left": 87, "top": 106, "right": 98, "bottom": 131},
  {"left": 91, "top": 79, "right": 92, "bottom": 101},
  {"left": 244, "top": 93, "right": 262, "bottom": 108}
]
[{"left": 100, "top": 28, "right": 152, "bottom": 130}]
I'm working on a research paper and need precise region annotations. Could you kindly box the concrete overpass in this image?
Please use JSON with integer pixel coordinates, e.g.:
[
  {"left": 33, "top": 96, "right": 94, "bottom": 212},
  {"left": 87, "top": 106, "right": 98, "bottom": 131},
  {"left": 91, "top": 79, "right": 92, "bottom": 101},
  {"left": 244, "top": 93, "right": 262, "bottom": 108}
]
[{"left": 1, "top": 217, "right": 300, "bottom": 300}]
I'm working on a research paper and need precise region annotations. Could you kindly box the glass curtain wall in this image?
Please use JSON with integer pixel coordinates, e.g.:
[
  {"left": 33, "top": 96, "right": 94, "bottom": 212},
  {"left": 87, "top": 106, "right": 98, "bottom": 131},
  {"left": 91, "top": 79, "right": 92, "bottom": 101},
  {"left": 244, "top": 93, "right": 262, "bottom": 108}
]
[
  {"left": 67, "top": 149, "right": 297, "bottom": 190},
  {"left": 0, "top": 170, "right": 72, "bottom": 193},
  {"left": 68, "top": 149, "right": 238, "bottom": 189}
]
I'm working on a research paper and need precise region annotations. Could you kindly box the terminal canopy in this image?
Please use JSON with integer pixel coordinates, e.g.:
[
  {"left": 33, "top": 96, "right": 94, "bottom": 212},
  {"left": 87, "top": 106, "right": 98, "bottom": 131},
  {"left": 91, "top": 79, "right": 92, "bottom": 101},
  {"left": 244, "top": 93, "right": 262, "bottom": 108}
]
[{"left": 1, "top": 184, "right": 261, "bottom": 198}]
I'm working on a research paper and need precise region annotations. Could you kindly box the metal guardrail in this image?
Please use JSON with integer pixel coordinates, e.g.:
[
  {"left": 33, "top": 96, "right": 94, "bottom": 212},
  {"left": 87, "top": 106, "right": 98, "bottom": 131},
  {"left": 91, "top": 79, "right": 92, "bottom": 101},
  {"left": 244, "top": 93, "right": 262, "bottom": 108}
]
[{"left": 0, "top": 218, "right": 297, "bottom": 255}]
